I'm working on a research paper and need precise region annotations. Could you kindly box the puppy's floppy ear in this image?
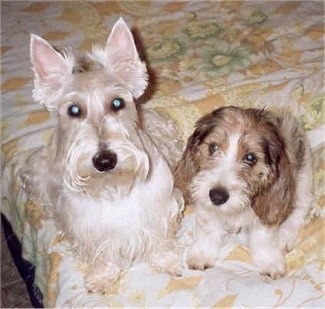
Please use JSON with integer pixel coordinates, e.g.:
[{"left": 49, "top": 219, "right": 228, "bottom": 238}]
[
  {"left": 252, "top": 131, "right": 295, "bottom": 226},
  {"left": 174, "top": 121, "right": 214, "bottom": 204},
  {"left": 30, "top": 34, "right": 74, "bottom": 109},
  {"left": 103, "top": 18, "right": 148, "bottom": 99}
]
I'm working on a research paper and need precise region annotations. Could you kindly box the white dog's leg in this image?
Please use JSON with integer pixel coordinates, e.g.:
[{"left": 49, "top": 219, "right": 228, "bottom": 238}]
[
  {"left": 20, "top": 150, "right": 53, "bottom": 207},
  {"left": 150, "top": 244, "right": 184, "bottom": 276},
  {"left": 85, "top": 261, "right": 121, "bottom": 294},
  {"left": 249, "top": 224, "right": 286, "bottom": 279}
]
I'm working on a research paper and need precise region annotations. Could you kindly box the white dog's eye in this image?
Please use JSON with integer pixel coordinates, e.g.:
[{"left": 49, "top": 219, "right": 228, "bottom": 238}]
[
  {"left": 67, "top": 104, "right": 82, "bottom": 118},
  {"left": 111, "top": 98, "right": 125, "bottom": 111},
  {"left": 244, "top": 153, "right": 257, "bottom": 166},
  {"left": 208, "top": 143, "right": 219, "bottom": 156}
]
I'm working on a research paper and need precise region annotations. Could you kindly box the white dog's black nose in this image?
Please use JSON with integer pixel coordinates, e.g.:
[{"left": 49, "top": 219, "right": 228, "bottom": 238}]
[
  {"left": 92, "top": 150, "right": 117, "bottom": 172},
  {"left": 209, "top": 187, "right": 229, "bottom": 206}
]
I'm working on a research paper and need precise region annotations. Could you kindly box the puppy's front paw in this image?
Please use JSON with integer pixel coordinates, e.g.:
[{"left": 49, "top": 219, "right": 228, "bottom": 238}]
[
  {"left": 279, "top": 238, "right": 296, "bottom": 254},
  {"left": 259, "top": 263, "right": 286, "bottom": 280},
  {"left": 187, "top": 247, "right": 217, "bottom": 270},
  {"left": 279, "top": 230, "right": 298, "bottom": 254},
  {"left": 85, "top": 262, "right": 120, "bottom": 294},
  {"left": 254, "top": 254, "right": 286, "bottom": 280}
]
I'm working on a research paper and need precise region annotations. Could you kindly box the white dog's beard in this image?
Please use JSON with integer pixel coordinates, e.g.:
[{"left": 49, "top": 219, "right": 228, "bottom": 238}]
[{"left": 61, "top": 131, "right": 150, "bottom": 199}]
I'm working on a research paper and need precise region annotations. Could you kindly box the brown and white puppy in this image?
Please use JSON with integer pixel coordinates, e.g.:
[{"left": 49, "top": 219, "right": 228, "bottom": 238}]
[{"left": 175, "top": 106, "right": 313, "bottom": 279}]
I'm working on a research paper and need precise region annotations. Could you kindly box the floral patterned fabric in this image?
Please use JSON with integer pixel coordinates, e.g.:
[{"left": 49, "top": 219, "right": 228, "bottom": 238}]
[{"left": 1, "top": 1, "right": 324, "bottom": 307}]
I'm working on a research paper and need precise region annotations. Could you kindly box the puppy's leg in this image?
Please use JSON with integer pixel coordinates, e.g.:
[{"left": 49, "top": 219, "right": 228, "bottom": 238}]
[
  {"left": 249, "top": 224, "right": 286, "bottom": 279},
  {"left": 187, "top": 209, "right": 224, "bottom": 270},
  {"left": 85, "top": 262, "right": 121, "bottom": 294},
  {"left": 279, "top": 161, "right": 313, "bottom": 252}
]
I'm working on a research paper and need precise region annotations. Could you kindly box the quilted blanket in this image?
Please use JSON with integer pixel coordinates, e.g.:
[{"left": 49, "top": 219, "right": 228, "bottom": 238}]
[{"left": 1, "top": 1, "right": 324, "bottom": 307}]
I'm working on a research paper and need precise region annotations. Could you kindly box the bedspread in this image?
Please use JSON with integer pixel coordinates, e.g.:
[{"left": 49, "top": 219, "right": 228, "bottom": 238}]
[{"left": 1, "top": 1, "right": 324, "bottom": 307}]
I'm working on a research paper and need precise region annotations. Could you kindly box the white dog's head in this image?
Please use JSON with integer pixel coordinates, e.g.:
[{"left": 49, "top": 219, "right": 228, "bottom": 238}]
[
  {"left": 30, "top": 18, "right": 150, "bottom": 198},
  {"left": 175, "top": 106, "right": 298, "bottom": 225}
]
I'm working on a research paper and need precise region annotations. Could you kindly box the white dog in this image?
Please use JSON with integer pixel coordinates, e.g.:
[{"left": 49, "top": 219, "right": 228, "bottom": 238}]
[
  {"left": 21, "top": 18, "right": 184, "bottom": 293},
  {"left": 175, "top": 106, "right": 313, "bottom": 279}
]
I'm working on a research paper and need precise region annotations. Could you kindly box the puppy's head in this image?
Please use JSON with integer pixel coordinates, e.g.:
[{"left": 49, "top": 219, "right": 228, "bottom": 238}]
[
  {"left": 30, "top": 18, "right": 150, "bottom": 198},
  {"left": 175, "top": 106, "right": 295, "bottom": 225}
]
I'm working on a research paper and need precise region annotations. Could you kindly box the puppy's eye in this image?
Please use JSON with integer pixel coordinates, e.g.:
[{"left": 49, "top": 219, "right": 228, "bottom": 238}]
[
  {"left": 208, "top": 143, "right": 219, "bottom": 156},
  {"left": 67, "top": 104, "right": 82, "bottom": 117},
  {"left": 244, "top": 153, "right": 257, "bottom": 166},
  {"left": 111, "top": 98, "right": 125, "bottom": 111}
]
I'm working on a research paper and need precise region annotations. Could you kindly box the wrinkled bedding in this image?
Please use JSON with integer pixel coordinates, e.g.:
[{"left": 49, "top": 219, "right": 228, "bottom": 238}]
[{"left": 1, "top": 1, "right": 324, "bottom": 307}]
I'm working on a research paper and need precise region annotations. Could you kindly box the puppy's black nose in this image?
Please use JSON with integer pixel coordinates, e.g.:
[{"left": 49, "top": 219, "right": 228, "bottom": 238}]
[
  {"left": 92, "top": 150, "right": 117, "bottom": 172},
  {"left": 209, "top": 187, "right": 229, "bottom": 206}
]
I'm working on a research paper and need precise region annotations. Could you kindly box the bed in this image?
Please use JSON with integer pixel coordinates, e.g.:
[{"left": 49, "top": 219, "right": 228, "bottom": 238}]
[{"left": 1, "top": 1, "right": 324, "bottom": 307}]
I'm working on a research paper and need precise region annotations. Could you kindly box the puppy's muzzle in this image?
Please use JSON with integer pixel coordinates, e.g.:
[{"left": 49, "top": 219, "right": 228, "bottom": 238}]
[
  {"left": 92, "top": 150, "right": 117, "bottom": 172},
  {"left": 209, "top": 187, "right": 229, "bottom": 206}
]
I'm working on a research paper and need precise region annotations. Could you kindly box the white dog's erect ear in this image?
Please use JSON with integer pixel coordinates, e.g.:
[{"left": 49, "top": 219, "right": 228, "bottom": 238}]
[
  {"left": 105, "top": 18, "right": 138, "bottom": 61},
  {"left": 104, "top": 18, "right": 148, "bottom": 98},
  {"left": 30, "top": 34, "right": 74, "bottom": 108}
]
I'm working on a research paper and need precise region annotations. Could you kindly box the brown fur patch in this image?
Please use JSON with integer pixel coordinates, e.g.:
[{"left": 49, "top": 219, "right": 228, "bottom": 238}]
[{"left": 250, "top": 129, "right": 295, "bottom": 226}]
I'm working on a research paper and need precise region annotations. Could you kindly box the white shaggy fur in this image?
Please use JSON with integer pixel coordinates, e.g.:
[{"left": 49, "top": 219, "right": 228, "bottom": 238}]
[{"left": 21, "top": 18, "right": 184, "bottom": 294}]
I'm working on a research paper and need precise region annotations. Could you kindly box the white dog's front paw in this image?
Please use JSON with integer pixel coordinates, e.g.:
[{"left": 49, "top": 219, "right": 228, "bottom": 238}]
[
  {"left": 85, "top": 262, "right": 121, "bottom": 294},
  {"left": 151, "top": 250, "right": 184, "bottom": 276},
  {"left": 254, "top": 253, "right": 286, "bottom": 280},
  {"left": 186, "top": 246, "right": 218, "bottom": 270}
]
